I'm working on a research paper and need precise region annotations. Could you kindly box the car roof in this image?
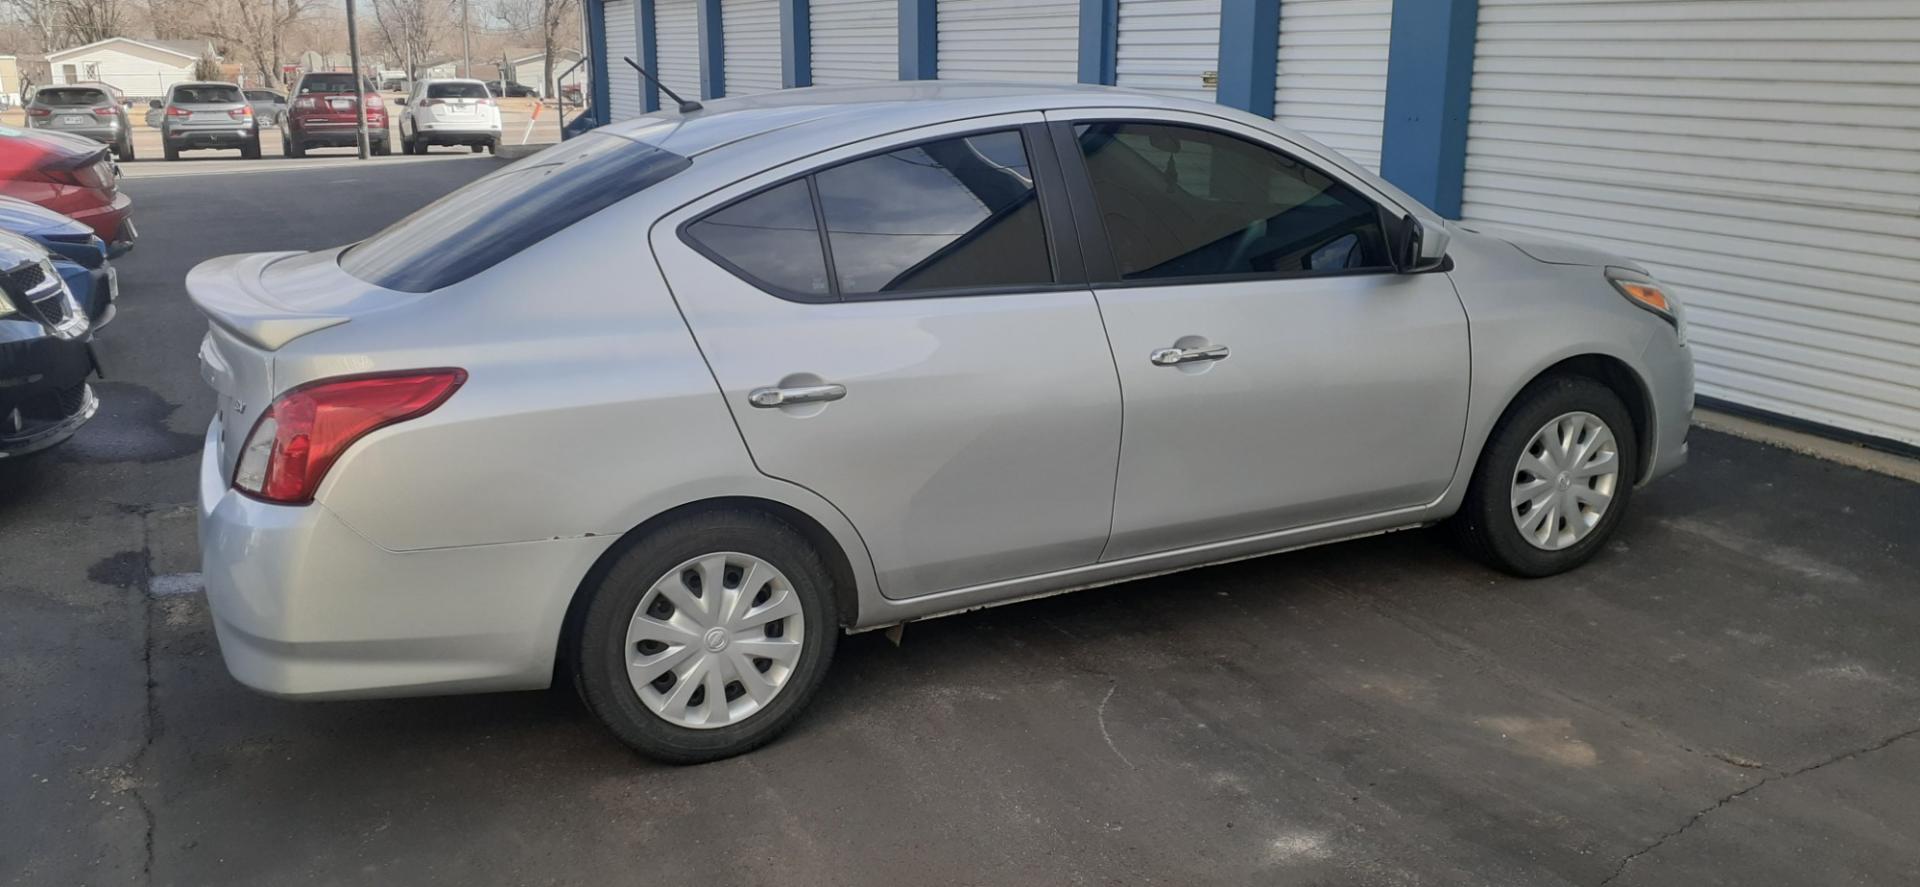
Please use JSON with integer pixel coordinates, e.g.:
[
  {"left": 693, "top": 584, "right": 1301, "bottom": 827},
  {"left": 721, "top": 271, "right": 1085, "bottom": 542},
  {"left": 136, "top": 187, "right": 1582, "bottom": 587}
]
[
  {"left": 421, "top": 78, "right": 488, "bottom": 86},
  {"left": 595, "top": 81, "right": 1245, "bottom": 158},
  {"left": 172, "top": 81, "right": 242, "bottom": 89}
]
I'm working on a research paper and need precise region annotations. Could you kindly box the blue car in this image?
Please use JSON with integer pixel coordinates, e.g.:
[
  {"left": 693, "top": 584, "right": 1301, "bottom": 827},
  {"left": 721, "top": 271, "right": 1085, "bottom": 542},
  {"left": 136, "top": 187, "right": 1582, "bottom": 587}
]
[
  {"left": 0, "top": 196, "right": 117, "bottom": 327},
  {"left": 1, "top": 229, "right": 97, "bottom": 460}
]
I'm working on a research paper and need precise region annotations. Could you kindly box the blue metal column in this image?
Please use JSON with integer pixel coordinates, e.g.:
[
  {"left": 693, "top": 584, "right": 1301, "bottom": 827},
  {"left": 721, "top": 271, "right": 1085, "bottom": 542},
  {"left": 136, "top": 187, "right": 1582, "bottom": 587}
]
[
  {"left": 698, "top": 0, "right": 726, "bottom": 97},
  {"left": 781, "top": 0, "right": 812, "bottom": 87},
  {"left": 589, "top": 0, "right": 612, "bottom": 124},
  {"left": 1214, "top": 0, "right": 1278, "bottom": 115},
  {"left": 1380, "top": 0, "right": 1478, "bottom": 217},
  {"left": 1077, "top": 0, "right": 1116, "bottom": 84},
  {"left": 899, "top": 0, "right": 936, "bottom": 79},
  {"left": 639, "top": 0, "right": 661, "bottom": 111}
]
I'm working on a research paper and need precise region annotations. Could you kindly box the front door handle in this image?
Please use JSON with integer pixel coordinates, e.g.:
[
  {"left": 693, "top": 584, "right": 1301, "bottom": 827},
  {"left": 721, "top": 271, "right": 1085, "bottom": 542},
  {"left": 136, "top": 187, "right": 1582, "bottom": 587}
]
[
  {"left": 748, "top": 383, "right": 847, "bottom": 408},
  {"left": 1150, "top": 344, "right": 1230, "bottom": 367}
]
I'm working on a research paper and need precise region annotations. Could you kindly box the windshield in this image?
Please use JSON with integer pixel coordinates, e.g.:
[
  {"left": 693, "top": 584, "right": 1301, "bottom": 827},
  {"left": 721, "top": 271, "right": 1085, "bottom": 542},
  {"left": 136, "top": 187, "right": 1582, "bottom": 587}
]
[
  {"left": 427, "top": 82, "right": 490, "bottom": 99},
  {"left": 299, "top": 74, "right": 374, "bottom": 95},
  {"left": 172, "top": 85, "right": 243, "bottom": 104},
  {"left": 34, "top": 88, "right": 108, "bottom": 107},
  {"left": 339, "top": 133, "right": 691, "bottom": 292}
]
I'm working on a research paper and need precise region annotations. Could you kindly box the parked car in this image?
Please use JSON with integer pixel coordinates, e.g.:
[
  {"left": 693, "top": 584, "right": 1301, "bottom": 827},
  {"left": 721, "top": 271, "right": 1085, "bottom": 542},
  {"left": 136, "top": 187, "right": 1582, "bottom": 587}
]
[
  {"left": 153, "top": 82, "right": 262, "bottom": 160},
  {"left": 0, "top": 230, "right": 96, "bottom": 460},
  {"left": 0, "top": 196, "right": 117, "bottom": 326},
  {"left": 381, "top": 78, "right": 409, "bottom": 93},
  {"left": 484, "top": 80, "right": 537, "bottom": 98},
  {"left": 396, "top": 78, "right": 501, "bottom": 154},
  {"left": 245, "top": 89, "right": 288, "bottom": 126},
  {"left": 23, "top": 83, "right": 135, "bottom": 160},
  {"left": 282, "top": 72, "right": 391, "bottom": 157},
  {"left": 0, "top": 125, "right": 135, "bottom": 251},
  {"left": 188, "top": 84, "right": 1692, "bottom": 763}
]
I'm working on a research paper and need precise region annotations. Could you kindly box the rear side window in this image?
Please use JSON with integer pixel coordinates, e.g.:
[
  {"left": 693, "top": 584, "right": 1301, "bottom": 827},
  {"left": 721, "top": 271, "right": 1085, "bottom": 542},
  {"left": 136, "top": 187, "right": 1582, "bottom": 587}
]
[
  {"left": 1073, "top": 122, "right": 1389, "bottom": 281},
  {"left": 683, "top": 129, "right": 1054, "bottom": 300},
  {"left": 172, "top": 85, "right": 243, "bottom": 104},
  {"left": 427, "top": 82, "right": 490, "bottom": 99},
  {"left": 340, "top": 133, "right": 691, "bottom": 292},
  {"left": 35, "top": 88, "right": 106, "bottom": 106}
]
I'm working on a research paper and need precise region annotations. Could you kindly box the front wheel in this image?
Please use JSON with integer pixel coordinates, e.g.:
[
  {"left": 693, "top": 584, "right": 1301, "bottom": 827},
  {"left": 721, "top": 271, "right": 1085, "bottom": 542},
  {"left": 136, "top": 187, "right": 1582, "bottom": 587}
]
[
  {"left": 573, "top": 508, "right": 840, "bottom": 764},
  {"left": 1450, "top": 374, "right": 1638, "bottom": 577}
]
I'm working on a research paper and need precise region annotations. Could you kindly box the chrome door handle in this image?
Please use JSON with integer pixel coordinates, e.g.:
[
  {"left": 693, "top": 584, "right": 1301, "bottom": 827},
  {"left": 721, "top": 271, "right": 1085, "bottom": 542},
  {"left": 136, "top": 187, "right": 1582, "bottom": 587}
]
[
  {"left": 748, "top": 383, "right": 847, "bottom": 408},
  {"left": 1150, "top": 344, "right": 1230, "bottom": 367}
]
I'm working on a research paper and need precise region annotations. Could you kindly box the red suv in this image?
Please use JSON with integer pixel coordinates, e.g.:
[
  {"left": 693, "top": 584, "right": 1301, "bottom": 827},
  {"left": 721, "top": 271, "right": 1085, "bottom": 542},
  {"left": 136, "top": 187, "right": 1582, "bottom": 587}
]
[
  {"left": 282, "top": 72, "right": 392, "bottom": 157},
  {"left": 0, "top": 125, "right": 135, "bottom": 251}
]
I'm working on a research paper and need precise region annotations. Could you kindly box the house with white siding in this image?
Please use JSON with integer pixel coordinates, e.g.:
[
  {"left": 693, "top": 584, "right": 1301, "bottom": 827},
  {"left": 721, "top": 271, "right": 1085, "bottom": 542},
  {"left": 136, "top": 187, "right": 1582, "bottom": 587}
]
[
  {"left": 580, "top": 0, "right": 1920, "bottom": 454},
  {"left": 44, "top": 37, "right": 215, "bottom": 100}
]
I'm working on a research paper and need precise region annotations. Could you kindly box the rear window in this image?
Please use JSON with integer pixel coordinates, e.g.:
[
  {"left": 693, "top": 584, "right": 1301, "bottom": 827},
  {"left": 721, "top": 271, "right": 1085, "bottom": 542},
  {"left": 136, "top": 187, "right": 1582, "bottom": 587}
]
[
  {"left": 35, "top": 88, "right": 107, "bottom": 107},
  {"left": 299, "top": 74, "right": 374, "bottom": 95},
  {"left": 172, "top": 85, "right": 243, "bottom": 104},
  {"left": 340, "top": 133, "right": 691, "bottom": 293},
  {"left": 427, "top": 82, "right": 490, "bottom": 100}
]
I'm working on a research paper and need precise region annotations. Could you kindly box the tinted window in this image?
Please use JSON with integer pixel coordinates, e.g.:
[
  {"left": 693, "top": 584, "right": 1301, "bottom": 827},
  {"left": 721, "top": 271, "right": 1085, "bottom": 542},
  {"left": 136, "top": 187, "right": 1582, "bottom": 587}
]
[
  {"left": 34, "top": 88, "right": 107, "bottom": 106},
  {"left": 428, "top": 82, "right": 490, "bottom": 99},
  {"left": 814, "top": 130, "right": 1052, "bottom": 296},
  {"left": 1074, "top": 122, "right": 1389, "bottom": 281},
  {"left": 246, "top": 90, "right": 281, "bottom": 102},
  {"left": 172, "top": 85, "right": 243, "bottom": 104},
  {"left": 299, "top": 74, "right": 374, "bottom": 94},
  {"left": 686, "top": 180, "right": 830, "bottom": 299},
  {"left": 340, "top": 133, "right": 691, "bottom": 292}
]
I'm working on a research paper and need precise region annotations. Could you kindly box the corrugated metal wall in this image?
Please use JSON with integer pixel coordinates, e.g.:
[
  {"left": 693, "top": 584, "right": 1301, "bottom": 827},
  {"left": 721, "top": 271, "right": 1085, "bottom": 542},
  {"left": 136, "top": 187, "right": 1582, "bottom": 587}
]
[
  {"left": 1114, "top": 0, "right": 1221, "bottom": 103},
  {"left": 655, "top": 0, "right": 703, "bottom": 99},
  {"left": 810, "top": 0, "right": 899, "bottom": 84},
  {"left": 936, "top": 0, "right": 1081, "bottom": 82},
  {"left": 722, "top": 0, "right": 783, "bottom": 93},
  {"left": 1273, "top": 0, "right": 1390, "bottom": 171},
  {"left": 1461, "top": 0, "right": 1920, "bottom": 446},
  {"left": 604, "top": 0, "right": 643, "bottom": 119}
]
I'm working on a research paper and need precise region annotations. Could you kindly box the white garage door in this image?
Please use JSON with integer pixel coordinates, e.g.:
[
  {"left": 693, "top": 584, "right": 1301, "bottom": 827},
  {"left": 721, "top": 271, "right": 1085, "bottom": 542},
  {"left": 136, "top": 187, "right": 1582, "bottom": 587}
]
[
  {"left": 1462, "top": 0, "right": 1920, "bottom": 447},
  {"left": 722, "top": 0, "right": 782, "bottom": 93},
  {"left": 936, "top": 0, "right": 1080, "bottom": 83},
  {"left": 655, "top": 0, "right": 703, "bottom": 99},
  {"left": 605, "top": 0, "right": 643, "bottom": 120},
  {"left": 1273, "top": 0, "right": 1390, "bottom": 171},
  {"left": 1115, "top": 0, "right": 1220, "bottom": 103},
  {"left": 810, "top": 0, "right": 898, "bottom": 85}
]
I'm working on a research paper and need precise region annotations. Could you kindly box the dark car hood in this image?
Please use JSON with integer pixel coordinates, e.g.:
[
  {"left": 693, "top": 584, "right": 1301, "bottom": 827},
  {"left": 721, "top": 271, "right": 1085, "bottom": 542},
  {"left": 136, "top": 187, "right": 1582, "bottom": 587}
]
[{"left": 0, "top": 196, "right": 92, "bottom": 240}]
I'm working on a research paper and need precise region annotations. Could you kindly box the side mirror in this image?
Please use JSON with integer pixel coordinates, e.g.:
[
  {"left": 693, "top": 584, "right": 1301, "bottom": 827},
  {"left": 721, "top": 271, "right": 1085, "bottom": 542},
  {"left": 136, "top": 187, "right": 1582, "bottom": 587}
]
[
  {"left": 1387, "top": 213, "right": 1445, "bottom": 273},
  {"left": 148, "top": 99, "right": 162, "bottom": 110}
]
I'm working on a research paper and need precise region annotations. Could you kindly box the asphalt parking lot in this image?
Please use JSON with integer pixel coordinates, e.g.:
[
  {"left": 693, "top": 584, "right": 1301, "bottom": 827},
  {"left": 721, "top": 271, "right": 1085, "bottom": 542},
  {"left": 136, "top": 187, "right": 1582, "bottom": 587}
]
[{"left": 3, "top": 157, "right": 1918, "bottom": 887}]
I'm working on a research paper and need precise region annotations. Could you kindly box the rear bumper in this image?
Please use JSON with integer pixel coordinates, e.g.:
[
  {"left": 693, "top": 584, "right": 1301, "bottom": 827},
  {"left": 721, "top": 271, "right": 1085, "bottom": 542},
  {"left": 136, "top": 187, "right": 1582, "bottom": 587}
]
[
  {"left": 65, "top": 191, "right": 133, "bottom": 245},
  {"left": 28, "top": 122, "right": 118, "bottom": 142},
  {"left": 197, "top": 419, "right": 613, "bottom": 699},
  {"left": 289, "top": 122, "right": 389, "bottom": 147},
  {"left": 166, "top": 127, "right": 259, "bottom": 149},
  {"left": 413, "top": 124, "right": 501, "bottom": 144}
]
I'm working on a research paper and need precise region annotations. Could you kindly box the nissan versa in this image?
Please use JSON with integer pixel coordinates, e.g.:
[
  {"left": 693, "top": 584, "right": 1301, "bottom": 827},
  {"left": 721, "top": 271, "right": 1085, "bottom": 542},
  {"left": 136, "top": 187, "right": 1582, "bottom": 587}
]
[{"left": 190, "top": 84, "right": 1692, "bottom": 763}]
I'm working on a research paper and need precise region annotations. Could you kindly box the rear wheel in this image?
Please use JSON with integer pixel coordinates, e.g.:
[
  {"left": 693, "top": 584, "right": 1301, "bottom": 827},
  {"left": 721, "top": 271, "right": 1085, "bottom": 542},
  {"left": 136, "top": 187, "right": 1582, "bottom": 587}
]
[
  {"left": 373, "top": 134, "right": 392, "bottom": 156},
  {"left": 162, "top": 143, "right": 179, "bottom": 161},
  {"left": 241, "top": 136, "right": 261, "bottom": 159},
  {"left": 115, "top": 132, "right": 134, "bottom": 161},
  {"left": 470, "top": 143, "right": 483, "bottom": 153},
  {"left": 1451, "top": 374, "right": 1638, "bottom": 577},
  {"left": 285, "top": 135, "right": 305, "bottom": 158},
  {"left": 485, "top": 137, "right": 498, "bottom": 155},
  {"left": 573, "top": 508, "right": 840, "bottom": 764}
]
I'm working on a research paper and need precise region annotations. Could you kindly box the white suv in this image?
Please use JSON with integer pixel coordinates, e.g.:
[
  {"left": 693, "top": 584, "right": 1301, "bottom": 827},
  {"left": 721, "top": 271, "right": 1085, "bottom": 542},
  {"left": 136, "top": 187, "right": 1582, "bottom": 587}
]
[{"left": 396, "top": 78, "right": 501, "bottom": 155}]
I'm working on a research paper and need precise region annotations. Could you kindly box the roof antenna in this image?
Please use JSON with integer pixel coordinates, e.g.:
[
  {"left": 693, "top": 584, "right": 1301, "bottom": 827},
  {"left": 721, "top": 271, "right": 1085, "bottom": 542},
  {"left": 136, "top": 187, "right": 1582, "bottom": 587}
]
[{"left": 624, "top": 56, "right": 702, "bottom": 114}]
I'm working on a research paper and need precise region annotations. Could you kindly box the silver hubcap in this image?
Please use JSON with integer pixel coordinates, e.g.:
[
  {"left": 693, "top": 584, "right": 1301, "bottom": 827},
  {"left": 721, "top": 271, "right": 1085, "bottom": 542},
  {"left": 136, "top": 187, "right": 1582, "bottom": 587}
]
[
  {"left": 624, "top": 552, "right": 806, "bottom": 729},
  {"left": 1511, "top": 411, "right": 1620, "bottom": 551}
]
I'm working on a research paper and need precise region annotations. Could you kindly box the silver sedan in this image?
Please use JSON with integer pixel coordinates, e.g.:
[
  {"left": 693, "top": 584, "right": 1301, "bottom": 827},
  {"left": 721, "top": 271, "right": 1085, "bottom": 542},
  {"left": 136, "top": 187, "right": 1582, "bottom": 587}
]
[{"left": 189, "top": 83, "right": 1691, "bottom": 763}]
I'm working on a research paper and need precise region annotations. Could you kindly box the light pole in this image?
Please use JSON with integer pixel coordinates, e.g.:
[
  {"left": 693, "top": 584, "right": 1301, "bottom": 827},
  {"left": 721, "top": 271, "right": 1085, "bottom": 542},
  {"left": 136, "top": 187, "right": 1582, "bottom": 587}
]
[
  {"left": 462, "top": 0, "right": 473, "bottom": 78},
  {"left": 345, "top": 0, "right": 370, "bottom": 159}
]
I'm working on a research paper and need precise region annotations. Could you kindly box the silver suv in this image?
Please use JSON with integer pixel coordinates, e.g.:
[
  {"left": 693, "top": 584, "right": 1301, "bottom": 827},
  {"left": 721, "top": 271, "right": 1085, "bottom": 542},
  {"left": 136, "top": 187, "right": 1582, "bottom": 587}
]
[
  {"left": 24, "top": 83, "right": 134, "bottom": 160},
  {"left": 154, "top": 82, "right": 261, "bottom": 160}
]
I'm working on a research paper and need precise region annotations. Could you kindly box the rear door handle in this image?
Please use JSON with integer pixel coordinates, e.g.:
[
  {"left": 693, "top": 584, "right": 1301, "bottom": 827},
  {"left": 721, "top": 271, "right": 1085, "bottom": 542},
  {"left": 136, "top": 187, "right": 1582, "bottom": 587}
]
[
  {"left": 748, "top": 383, "right": 847, "bottom": 408},
  {"left": 1150, "top": 345, "right": 1230, "bottom": 367}
]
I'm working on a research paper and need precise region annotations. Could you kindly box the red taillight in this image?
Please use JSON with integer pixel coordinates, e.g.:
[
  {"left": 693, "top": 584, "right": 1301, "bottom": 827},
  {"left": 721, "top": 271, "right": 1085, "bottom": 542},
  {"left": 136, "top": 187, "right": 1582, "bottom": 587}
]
[
  {"left": 294, "top": 96, "right": 319, "bottom": 110},
  {"left": 91, "top": 106, "right": 117, "bottom": 117},
  {"left": 229, "top": 105, "right": 254, "bottom": 119},
  {"left": 27, "top": 107, "right": 50, "bottom": 117},
  {"left": 365, "top": 94, "right": 384, "bottom": 110},
  {"left": 166, "top": 105, "right": 191, "bottom": 117},
  {"left": 232, "top": 369, "right": 467, "bottom": 504}
]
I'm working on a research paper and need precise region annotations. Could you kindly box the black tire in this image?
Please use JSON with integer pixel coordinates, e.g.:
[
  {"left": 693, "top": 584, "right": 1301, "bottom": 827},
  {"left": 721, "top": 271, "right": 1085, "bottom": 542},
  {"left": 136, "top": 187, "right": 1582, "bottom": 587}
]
[
  {"left": 470, "top": 143, "right": 483, "bottom": 153},
  {"left": 485, "top": 138, "right": 498, "bottom": 155},
  {"left": 242, "top": 136, "right": 261, "bottom": 160},
  {"left": 573, "top": 508, "right": 840, "bottom": 764},
  {"left": 373, "top": 134, "right": 392, "bottom": 156},
  {"left": 116, "top": 133, "right": 134, "bottom": 161},
  {"left": 162, "top": 143, "right": 179, "bottom": 161},
  {"left": 1450, "top": 374, "right": 1638, "bottom": 578},
  {"left": 285, "top": 136, "right": 305, "bottom": 158}
]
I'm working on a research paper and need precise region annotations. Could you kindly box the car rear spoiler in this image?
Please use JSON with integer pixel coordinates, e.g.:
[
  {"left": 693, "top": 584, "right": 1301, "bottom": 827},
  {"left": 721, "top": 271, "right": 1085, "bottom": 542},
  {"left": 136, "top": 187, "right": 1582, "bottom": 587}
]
[{"left": 186, "top": 252, "right": 350, "bottom": 350}]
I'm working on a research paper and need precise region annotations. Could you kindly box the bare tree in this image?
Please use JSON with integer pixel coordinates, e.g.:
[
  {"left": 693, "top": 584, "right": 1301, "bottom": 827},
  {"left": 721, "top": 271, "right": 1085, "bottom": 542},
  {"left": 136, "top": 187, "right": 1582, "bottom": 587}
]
[
  {"left": 368, "top": 0, "right": 450, "bottom": 79},
  {"left": 488, "top": 0, "right": 575, "bottom": 97},
  {"left": 56, "top": 0, "right": 129, "bottom": 43},
  {"left": 200, "top": 0, "right": 326, "bottom": 85}
]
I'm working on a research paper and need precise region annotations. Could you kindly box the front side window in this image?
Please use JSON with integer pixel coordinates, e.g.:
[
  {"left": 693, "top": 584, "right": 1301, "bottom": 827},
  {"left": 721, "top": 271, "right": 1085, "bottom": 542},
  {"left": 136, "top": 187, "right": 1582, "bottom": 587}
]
[{"left": 1073, "top": 122, "right": 1390, "bottom": 282}]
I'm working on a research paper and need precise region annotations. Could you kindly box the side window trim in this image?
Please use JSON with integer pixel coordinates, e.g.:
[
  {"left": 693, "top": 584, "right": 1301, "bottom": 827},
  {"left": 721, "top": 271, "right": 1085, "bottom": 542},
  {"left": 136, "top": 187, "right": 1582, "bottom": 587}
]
[
  {"left": 1047, "top": 116, "right": 1401, "bottom": 288},
  {"left": 677, "top": 123, "right": 1089, "bottom": 305}
]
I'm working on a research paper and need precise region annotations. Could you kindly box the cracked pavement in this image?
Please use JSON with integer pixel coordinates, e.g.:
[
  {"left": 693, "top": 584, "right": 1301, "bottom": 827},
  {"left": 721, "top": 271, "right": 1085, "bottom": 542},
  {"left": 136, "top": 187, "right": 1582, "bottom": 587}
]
[{"left": 4, "top": 158, "right": 1920, "bottom": 886}]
